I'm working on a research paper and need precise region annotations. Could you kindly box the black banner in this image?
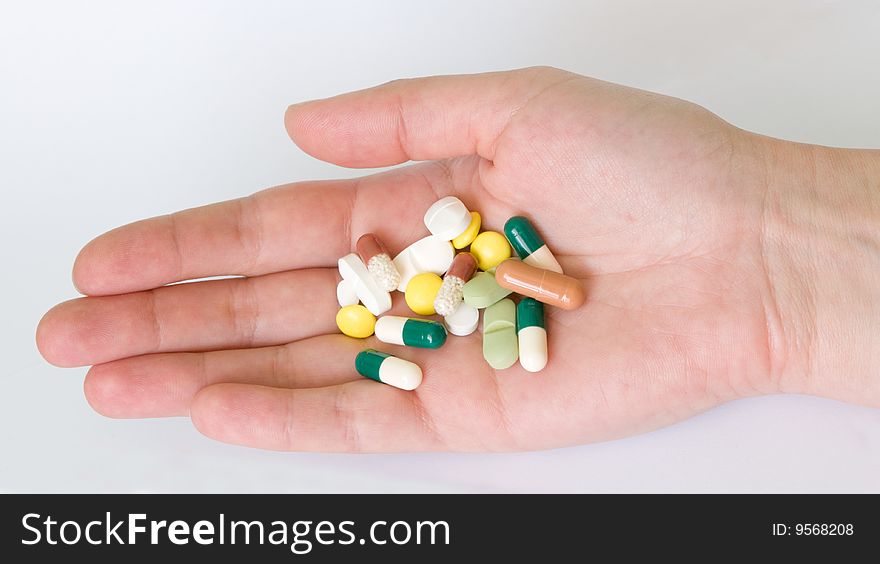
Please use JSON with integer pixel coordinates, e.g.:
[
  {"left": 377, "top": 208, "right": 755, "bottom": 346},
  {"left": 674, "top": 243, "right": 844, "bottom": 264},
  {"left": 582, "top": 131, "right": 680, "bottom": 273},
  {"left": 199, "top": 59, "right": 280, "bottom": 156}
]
[{"left": 1, "top": 495, "right": 874, "bottom": 561}]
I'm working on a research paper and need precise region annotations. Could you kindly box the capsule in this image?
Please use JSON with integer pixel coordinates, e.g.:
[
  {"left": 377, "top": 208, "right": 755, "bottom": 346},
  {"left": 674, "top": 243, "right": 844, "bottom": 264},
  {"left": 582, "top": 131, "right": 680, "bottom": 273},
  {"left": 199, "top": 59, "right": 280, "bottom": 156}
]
[
  {"left": 503, "top": 216, "right": 563, "bottom": 273},
  {"left": 494, "top": 259, "right": 585, "bottom": 310},
  {"left": 355, "top": 349, "right": 423, "bottom": 390},
  {"left": 356, "top": 233, "right": 401, "bottom": 292},
  {"left": 433, "top": 252, "right": 478, "bottom": 316},
  {"left": 375, "top": 316, "right": 447, "bottom": 349},
  {"left": 517, "top": 298, "right": 547, "bottom": 372}
]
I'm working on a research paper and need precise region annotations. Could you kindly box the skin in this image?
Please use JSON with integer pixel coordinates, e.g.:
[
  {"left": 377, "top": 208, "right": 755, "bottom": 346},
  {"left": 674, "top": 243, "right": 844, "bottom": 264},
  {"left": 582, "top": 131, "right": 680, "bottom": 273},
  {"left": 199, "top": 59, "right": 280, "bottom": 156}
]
[{"left": 35, "top": 67, "right": 880, "bottom": 452}]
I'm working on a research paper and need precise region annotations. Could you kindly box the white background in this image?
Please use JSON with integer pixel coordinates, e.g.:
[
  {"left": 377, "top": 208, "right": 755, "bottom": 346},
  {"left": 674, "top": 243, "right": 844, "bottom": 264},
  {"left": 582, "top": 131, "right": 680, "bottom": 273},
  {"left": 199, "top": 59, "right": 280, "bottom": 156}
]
[{"left": 2, "top": 0, "right": 878, "bottom": 493}]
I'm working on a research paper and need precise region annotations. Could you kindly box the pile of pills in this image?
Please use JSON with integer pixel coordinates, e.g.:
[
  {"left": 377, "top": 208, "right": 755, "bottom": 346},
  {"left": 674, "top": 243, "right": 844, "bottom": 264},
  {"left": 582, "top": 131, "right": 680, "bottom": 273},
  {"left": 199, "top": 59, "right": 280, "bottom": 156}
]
[{"left": 335, "top": 196, "right": 585, "bottom": 390}]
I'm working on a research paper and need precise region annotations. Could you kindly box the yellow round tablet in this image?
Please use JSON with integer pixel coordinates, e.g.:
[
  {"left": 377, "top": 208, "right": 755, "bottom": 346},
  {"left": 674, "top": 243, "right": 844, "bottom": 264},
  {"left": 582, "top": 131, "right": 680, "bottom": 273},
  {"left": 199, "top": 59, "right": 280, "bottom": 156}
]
[
  {"left": 335, "top": 305, "right": 376, "bottom": 338},
  {"left": 470, "top": 231, "right": 511, "bottom": 271},
  {"left": 452, "top": 211, "right": 481, "bottom": 250},
  {"left": 404, "top": 272, "right": 443, "bottom": 315}
]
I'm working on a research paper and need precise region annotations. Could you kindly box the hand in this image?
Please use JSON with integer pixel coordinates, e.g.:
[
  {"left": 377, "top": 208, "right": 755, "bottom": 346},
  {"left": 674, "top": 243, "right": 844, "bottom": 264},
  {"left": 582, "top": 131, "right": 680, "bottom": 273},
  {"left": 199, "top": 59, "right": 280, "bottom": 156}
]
[{"left": 36, "top": 67, "right": 880, "bottom": 451}]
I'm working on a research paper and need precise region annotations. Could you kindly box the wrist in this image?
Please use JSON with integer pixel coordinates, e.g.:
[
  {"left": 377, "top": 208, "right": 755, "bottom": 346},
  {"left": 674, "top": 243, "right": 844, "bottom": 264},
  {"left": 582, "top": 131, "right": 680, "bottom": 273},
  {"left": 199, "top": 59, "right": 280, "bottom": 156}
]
[{"left": 759, "top": 138, "right": 880, "bottom": 405}]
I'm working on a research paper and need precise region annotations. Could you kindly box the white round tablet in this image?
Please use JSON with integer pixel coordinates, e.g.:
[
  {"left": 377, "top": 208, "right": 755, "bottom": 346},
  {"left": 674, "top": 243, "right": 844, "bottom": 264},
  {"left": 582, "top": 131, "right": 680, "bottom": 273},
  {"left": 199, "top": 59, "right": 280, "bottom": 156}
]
[
  {"left": 392, "top": 235, "right": 455, "bottom": 291},
  {"left": 444, "top": 302, "right": 479, "bottom": 336},
  {"left": 423, "top": 196, "right": 472, "bottom": 241}
]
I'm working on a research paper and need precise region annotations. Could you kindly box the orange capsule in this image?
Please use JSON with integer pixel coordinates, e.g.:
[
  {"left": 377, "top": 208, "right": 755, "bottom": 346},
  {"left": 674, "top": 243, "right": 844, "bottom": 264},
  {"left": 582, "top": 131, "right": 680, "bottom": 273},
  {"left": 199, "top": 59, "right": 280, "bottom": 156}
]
[{"left": 494, "top": 259, "right": 585, "bottom": 310}]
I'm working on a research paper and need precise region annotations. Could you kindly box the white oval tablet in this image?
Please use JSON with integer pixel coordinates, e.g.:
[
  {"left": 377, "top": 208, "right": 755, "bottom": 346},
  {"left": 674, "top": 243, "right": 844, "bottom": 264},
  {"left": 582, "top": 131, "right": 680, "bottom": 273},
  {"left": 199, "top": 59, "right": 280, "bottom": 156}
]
[
  {"left": 423, "top": 196, "right": 472, "bottom": 241},
  {"left": 337, "top": 253, "right": 392, "bottom": 316},
  {"left": 392, "top": 235, "right": 455, "bottom": 291},
  {"left": 443, "top": 302, "right": 479, "bottom": 336},
  {"left": 336, "top": 279, "right": 359, "bottom": 307}
]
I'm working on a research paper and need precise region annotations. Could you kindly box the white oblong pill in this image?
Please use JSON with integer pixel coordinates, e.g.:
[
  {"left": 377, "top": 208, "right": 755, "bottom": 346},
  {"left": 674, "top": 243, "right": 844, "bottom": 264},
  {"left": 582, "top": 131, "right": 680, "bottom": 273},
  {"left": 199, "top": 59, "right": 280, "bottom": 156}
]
[
  {"left": 374, "top": 316, "right": 408, "bottom": 346},
  {"left": 423, "top": 196, "right": 472, "bottom": 241},
  {"left": 336, "top": 279, "right": 359, "bottom": 307},
  {"left": 337, "top": 253, "right": 392, "bottom": 315},
  {"left": 443, "top": 302, "right": 479, "bottom": 336},
  {"left": 392, "top": 235, "right": 455, "bottom": 291},
  {"left": 518, "top": 325, "right": 548, "bottom": 372},
  {"left": 379, "top": 356, "right": 423, "bottom": 390}
]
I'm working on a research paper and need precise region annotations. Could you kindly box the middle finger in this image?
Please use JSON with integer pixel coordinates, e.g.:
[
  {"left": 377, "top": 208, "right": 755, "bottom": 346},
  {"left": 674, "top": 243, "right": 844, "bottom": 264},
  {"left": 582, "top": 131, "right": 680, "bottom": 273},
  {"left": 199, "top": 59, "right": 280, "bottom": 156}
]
[{"left": 39, "top": 268, "right": 340, "bottom": 367}]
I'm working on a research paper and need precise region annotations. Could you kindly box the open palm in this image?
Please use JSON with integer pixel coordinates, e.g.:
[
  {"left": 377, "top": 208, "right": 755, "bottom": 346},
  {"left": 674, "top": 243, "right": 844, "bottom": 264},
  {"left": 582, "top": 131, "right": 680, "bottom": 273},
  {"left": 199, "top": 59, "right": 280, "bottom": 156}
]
[{"left": 37, "top": 67, "right": 780, "bottom": 451}]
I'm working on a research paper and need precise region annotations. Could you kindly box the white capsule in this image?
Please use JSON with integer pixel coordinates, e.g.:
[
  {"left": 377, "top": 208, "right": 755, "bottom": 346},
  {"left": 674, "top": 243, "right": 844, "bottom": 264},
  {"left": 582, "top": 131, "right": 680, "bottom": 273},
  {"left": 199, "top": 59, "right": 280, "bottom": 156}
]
[
  {"left": 423, "top": 196, "right": 472, "bottom": 241},
  {"left": 356, "top": 349, "right": 423, "bottom": 391},
  {"left": 336, "top": 279, "right": 359, "bottom": 307},
  {"left": 337, "top": 254, "right": 392, "bottom": 316},
  {"left": 379, "top": 356, "right": 423, "bottom": 390},
  {"left": 443, "top": 302, "right": 479, "bottom": 336},
  {"left": 518, "top": 325, "right": 548, "bottom": 373},
  {"left": 392, "top": 235, "right": 455, "bottom": 291},
  {"left": 375, "top": 316, "right": 408, "bottom": 346}
]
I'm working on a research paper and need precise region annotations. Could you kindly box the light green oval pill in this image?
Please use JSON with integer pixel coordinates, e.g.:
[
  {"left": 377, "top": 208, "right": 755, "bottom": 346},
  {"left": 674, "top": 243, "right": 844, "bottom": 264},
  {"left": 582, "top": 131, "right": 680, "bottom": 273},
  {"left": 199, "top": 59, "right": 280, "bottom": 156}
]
[
  {"left": 482, "top": 298, "right": 519, "bottom": 370},
  {"left": 463, "top": 271, "right": 513, "bottom": 309}
]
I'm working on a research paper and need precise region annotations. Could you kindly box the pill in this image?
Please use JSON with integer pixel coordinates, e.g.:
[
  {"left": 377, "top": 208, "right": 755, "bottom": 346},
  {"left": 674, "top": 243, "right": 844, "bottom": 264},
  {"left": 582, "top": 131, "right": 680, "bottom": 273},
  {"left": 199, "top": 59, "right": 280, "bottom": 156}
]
[
  {"left": 375, "top": 316, "right": 447, "bottom": 349},
  {"left": 504, "top": 216, "right": 563, "bottom": 273},
  {"left": 443, "top": 301, "right": 479, "bottom": 336},
  {"left": 452, "top": 212, "right": 481, "bottom": 249},
  {"left": 517, "top": 298, "right": 547, "bottom": 372},
  {"left": 462, "top": 271, "right": 512, "bottom": 309},
  {"left": 392, "top": 235, "right": 455, "bottom": 291},
  {"left": 335, "top": 304, "right": 376, "bottom": 338},
  {"left": 470, "top": 231, "right": 511, "bottom": 271},
  {"left": 494, "top": 259, "right": 585, "bottom": 310},
  {"left": 355, "top": 349, "right": 422, "bottom": 391},
  {"left": 482, "top": 298, "right": 518, "bottom": 370},
  {"left": 424, "top": 196, "right": 472, "bottom": 241},
  {"left": 338, "top": 253, "right": 392, "bottom": 315},
  {"left": 356, "top": 233, "right": 401, "bottom": 292},
  {"left": 336, "top": 279, "right": 359, "bottom": 307},
  {"left": 404, "top": 272, "right": 443, "bottom": 315},
  {"left": 433, "top": 252, "right": 478, "bottom": 316}
]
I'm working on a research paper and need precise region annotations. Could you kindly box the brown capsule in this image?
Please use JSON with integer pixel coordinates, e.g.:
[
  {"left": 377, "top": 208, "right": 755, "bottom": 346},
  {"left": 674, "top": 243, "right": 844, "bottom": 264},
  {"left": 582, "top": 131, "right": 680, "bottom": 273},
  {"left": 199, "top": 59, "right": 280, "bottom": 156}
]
[
  {"left": 494, "top": 259, "right": 585, "bottom": 310},
  {"left": 445, "top": 252, "right": 477, "bottom": 283},
  {"left": 356, "top": 233, "right": 390, "bottom": 263}
]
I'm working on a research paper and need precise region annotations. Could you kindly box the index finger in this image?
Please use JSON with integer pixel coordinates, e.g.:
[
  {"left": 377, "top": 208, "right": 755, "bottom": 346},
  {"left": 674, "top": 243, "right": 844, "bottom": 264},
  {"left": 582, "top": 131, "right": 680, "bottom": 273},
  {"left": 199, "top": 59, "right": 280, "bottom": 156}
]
[{"left": 73, "top": 164, "right": 461, "bottom": 295}]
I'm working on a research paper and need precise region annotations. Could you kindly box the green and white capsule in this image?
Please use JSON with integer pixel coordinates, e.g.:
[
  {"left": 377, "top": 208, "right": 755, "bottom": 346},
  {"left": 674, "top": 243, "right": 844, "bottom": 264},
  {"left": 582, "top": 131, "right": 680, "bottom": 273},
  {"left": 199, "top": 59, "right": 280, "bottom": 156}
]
[
  {"left": 504, "top": 216, "right": 563, "bottom": 274},
  {"left": 375, "top": 316, "right": 447, "bottom": 349},
  {"left": 517, "top": 298, "right": 547, "bottom": 372},
  {"left": 355, "top": 349, "right": 423, "bottom": 390}
]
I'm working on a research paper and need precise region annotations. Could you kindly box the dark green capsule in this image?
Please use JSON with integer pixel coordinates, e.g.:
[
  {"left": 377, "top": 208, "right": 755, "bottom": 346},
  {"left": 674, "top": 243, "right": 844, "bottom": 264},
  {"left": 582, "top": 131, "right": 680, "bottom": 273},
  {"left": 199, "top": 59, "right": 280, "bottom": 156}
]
[
  {"left": 402, "top": 318, "right": 447, "bottom": 348},
  {"left": 504, "top": 216, "right": 546, "bottom": 259},
  {"left": 517, "top": 298, "right": 545, "bottom": 331},
  {"left": 355, "top": 349, "right": 390, "bottom": 382},
  {"left": 375, "top": 316, "right": 447, "bottom": 349}
]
